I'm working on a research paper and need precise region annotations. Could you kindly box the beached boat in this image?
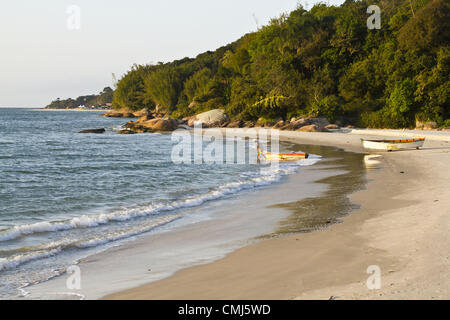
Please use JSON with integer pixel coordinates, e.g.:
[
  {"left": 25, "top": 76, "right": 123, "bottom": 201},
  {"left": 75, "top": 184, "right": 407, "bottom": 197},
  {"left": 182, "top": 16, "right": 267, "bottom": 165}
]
[
  {"left": 361, "top": 138, "right": 425, "bottom": 151},
  {"left": 264, "top": 152, "right": 309, "bottom": 161}
]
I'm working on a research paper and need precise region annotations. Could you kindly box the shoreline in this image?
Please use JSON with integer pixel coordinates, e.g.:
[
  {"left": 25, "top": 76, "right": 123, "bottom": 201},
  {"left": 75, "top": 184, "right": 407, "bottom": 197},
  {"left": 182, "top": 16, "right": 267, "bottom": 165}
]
[
  {"left": 33, "top": 108, "right": 110, "bottom": 112},
  {"left": 104, "top": 129, "right": 450, "bottom": 300},
  {"left": 24, "top": 141, "right": 353, "bottom": 299}
]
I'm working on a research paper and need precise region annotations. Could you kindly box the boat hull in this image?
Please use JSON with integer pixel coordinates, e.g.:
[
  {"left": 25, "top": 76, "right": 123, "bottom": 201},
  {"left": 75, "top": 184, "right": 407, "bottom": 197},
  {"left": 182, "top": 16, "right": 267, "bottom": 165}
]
[
  {"left": 361, "top": 138, "right": 425, "bottom": 151},
  {"left": 265, "top": 152, "right": 309, "bottom": 161}
]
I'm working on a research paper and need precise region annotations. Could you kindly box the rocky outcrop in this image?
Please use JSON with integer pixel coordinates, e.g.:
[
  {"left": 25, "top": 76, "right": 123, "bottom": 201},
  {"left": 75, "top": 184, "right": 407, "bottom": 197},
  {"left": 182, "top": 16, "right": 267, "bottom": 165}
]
[
  {"left": 122, "top": 118, "right": 179, "bottom": 133},
  {"left": 423, "top": 121, "right": 438, "bottom": 130},
  {"left": 296, "top": 124, "right": 328, "bottom": 132},
  {"left": 141, "top": 118, "right": 179, "bottom": 131},
  {"left": 313, "top": 117, "right": 330, "bottom": 127},
  {"left": 416, "top": 120, "right": 438, "bottom": 130},
  {"left": 117, "top": 129, "right": 136, "bottom": 134},
  {"left": 282, "top": 118, "right": 314, "bottom": 130},
  {"left": 136, "top": 112, "right": 155, "bottom": 123},
  {"left": 274, "top": 117, "right": 333, "bottom": 131},
  {"left": 101, "top": 110, "right": 136, "bottom": 118},
  {"left": 106, "top": 108, "right": 341, "bottom": 134},
  {"left": 325, "top": 124, "right": 340, "bottom": 130},
  {"left": 187, "top": 109, "right": 229, "bottom": 127},
  {"left": 132, "top": 108, "right": 150, "bottom": 118},
  {"left": 78, "top": 128, "right": 105, "bottom": 134},
  {"left": 273, "top": 120, "right": 285, "bottom": 129}
]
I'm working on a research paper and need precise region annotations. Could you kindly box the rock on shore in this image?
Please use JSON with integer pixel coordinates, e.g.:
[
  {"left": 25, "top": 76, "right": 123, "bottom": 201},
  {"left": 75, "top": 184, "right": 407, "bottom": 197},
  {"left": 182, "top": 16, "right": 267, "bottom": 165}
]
[
  {"left": 187, "top": 109, "right": 229, "bottom": 127},
  {"left": 120, "top": 117, "right": 179, "bottom": 133},
  {"left": 101, "top": 110, "right": 136, "bottom": 118},
  {"left": 109, "top": 107, "right": 343, "bottom": 134},
  {"left": 78, "top": 128, "right": 106, "bottom": 134}
]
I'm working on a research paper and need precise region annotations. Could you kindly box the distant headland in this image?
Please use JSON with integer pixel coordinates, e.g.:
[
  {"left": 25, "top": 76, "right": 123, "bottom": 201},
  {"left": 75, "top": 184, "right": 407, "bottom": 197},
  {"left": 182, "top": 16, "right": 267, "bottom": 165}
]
[{"left": 44, "top": 87, "right": 113, "bottom": 110}]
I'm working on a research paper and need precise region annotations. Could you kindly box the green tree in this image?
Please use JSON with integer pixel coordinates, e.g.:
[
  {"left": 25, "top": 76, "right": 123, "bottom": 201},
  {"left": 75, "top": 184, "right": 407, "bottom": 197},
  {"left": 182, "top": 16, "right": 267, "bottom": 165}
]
[
  {"left": 143, "top": 65, "right": 182, "bottom": 111},
  {"left": 113, "top": 65, "right": 153, "bottom": 111},
  {"left": 96, "top": 0, "right": 449, "bottom": 128}
]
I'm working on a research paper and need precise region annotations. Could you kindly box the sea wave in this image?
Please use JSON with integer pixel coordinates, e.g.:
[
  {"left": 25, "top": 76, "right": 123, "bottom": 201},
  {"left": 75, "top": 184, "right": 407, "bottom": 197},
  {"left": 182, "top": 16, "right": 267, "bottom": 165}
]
[
  {"left": 0, "top": 156, "right": 321, "bottom": 244},
  {"left": 0, "top": 215, "right": 182, "bottom": 272},
  {"left": 0, "top": 248, "right": 62, "bottom": 272}
]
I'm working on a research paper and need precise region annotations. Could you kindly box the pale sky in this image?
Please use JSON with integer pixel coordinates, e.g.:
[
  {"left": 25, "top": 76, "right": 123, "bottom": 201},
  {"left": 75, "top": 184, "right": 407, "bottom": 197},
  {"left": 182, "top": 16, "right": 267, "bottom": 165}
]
[{"left": 0, "top": 0, "right": 345, "bottom": 107}]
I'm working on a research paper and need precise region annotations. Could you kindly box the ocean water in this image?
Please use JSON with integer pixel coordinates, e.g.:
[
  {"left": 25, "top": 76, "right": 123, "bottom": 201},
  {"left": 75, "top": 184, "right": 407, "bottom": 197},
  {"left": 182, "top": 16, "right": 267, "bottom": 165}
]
[{"left": 0, "top": 108, "right": 321, "bottom": 299}]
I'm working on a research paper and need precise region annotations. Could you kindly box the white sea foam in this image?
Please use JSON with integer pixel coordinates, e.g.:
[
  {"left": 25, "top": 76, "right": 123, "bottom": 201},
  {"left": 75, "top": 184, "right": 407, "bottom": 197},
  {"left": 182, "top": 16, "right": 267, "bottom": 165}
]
[
  {"left": 0, "top": 156, "right": 321, "bottom": 244},
  {"left": 0, "top": 215, "right": 184, "bottom": 274},
  {"left": 75, "top": 214, "right": 182, "bottom": 249},
  {"left": 0, "top": 248, "right": 62, "bottom": 272}
]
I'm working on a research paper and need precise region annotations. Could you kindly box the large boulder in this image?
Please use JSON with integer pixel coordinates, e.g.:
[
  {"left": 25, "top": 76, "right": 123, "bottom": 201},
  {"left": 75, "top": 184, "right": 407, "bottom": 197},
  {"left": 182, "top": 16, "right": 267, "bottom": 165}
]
[
  {"left": 423, "top": 121, "right": 438, "bottom": 130},
  {"left": 188, "top": 109, "right": 229, "bottom": 127},
  {"left": 279, "top": 122, "right": 293, "bottom": 130},
  {"left": 122, "top": 117, "right": 179, "bottom": 133},
  {"left": 132, "top": 108, "right": 150, "bottom": 118},
  {"left": 272, "top": 120, "right": 285, "bottom": 129},
  {"left": 312, "top": 117, "right": 330, "bottom": 127},
  {"left": 292, "top": 118, "right": 313, "bottom": 129},
  {"left": 186, "top": 116, "right": 197, "bottom": 127},
  {"left": 139, "top": 118, "right": 179, "bottom": 132},
  {"left": 78, "top": 128, "right": 105, "bottom": 134},
  {"left": 280, "top": 117, "right": 329, "bottom": 131},
  {"left": 102, "top": 110, "right": 136, "bottom": 118},
  {"left": 325, "top": 124, "right": 340, "bottom": 130},
  {"left": 296, "top": 124, "right": 328, "bottom": 132},
  {"left": 281, "top": 118, "right": 313, "bottom": 130},
  {"left": 136, "top": 112, "right": 154, "bottom": 123}
]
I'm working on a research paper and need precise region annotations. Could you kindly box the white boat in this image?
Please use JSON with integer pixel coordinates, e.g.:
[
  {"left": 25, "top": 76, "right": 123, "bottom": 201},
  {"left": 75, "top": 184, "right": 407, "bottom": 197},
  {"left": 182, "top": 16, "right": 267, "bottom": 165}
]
[{"left": 361, "top": 138, "right": 425, "bottom": 151}]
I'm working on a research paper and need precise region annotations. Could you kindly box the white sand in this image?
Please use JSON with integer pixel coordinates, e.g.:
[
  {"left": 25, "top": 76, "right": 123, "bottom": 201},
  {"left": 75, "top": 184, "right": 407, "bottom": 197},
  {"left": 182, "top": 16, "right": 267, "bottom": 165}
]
[{"left": 105, "top": 129, "right": 450, "bottom": 300}]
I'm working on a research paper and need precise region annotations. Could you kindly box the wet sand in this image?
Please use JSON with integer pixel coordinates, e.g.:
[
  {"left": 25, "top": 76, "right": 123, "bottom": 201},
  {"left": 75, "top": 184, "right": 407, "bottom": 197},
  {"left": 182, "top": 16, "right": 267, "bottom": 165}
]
[
  {"left": 25, "top": 141, "right": 353, "bottom": 299},
  {"left": 105, "top": 129, "right": 450, "bottom": 300}
]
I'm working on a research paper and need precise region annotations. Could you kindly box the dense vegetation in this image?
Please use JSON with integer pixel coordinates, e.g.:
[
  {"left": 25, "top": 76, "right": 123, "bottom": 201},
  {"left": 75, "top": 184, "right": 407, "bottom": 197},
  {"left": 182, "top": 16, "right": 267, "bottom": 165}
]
[
  {"left": 46, "top": 87, "right": 113, "bottom": 109},
  {"left": 112, "top": 0, "right": 449, "bottom": 128}
]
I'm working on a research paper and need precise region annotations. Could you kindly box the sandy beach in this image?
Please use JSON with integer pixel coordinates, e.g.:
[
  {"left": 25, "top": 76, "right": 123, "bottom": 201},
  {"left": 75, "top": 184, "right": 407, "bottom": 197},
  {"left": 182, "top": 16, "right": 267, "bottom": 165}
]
[{"left": 105, "top": 129, "right": 450, "bottom": 300}]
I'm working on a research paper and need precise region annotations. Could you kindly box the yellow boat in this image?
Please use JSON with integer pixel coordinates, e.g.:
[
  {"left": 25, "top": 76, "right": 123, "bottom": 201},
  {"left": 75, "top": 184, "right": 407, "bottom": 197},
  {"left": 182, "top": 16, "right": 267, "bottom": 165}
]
[
  {"left": 254, "top": 140, "right": 308, "bottom": 161},
  {"left": 264, "top": 152, "right": 309, "bottom": 161}
]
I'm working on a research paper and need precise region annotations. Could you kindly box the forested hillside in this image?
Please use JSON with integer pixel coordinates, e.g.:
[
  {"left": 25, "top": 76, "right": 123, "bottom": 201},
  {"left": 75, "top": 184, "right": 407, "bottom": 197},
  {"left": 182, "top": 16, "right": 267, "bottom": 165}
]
[
  {"left": 112, "top": 0, "right": 449, "bottom": 128},
  {"left": 45, "top": 87, "right": 113, "bottom": 109}
]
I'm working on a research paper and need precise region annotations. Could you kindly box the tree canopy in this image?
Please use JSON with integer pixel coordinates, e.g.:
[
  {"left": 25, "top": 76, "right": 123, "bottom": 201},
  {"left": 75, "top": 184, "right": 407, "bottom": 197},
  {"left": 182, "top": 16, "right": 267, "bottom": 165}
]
[{"left": 112, "top": 0, "right": 450, "bottom": 128}]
